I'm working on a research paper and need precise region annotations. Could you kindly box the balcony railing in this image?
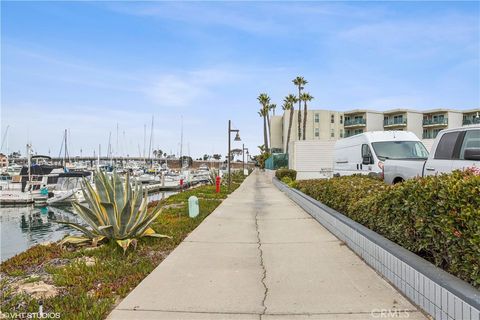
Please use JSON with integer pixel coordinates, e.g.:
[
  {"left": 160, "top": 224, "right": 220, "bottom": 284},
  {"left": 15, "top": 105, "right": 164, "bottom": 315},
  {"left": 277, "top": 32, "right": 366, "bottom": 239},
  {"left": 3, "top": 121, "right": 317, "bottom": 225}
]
[
  {"left": 384, "top": 118, "right": 407, "bottom": 126},
  {"left": 423, "top": 132, "right": 439, "bottom": 139},
  {"left": 463, "top": 118, "right": 480, "bottom": 125},
  {"left": 344, "top": 118, "right": 366, "bottom": 127},
  {"left": 423, "top": 118, "right": 448, "bottom": 126}
]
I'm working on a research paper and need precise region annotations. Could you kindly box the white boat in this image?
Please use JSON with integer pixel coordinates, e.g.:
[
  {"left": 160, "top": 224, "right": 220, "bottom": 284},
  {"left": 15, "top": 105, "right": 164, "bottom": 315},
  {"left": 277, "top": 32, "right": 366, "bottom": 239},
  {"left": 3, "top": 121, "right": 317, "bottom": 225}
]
[
  {"left": 136, "top": 174, "right": 159, "bottom": 184},
  {"left": 0, "top": 189, "right": 34, "bottom": 204},
  {"left": 197, "top": 164, "right": 210, "bottom": 172},
  {"left": 162, "top": 175, "right": 181, "bottom": 188},
  {"left": 1, "top": 163, "right": 22, "bottom": 176},
  {"left": 46, "top": 189, "right": 76, "bottom": 205}
]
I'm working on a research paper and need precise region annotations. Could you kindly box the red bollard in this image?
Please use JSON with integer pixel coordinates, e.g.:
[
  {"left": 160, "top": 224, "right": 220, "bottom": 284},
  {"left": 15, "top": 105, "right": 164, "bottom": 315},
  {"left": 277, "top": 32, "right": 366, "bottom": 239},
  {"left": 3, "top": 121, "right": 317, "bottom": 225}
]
[{"left": 216, "top": 176, "right": 221, "bottom": 193}]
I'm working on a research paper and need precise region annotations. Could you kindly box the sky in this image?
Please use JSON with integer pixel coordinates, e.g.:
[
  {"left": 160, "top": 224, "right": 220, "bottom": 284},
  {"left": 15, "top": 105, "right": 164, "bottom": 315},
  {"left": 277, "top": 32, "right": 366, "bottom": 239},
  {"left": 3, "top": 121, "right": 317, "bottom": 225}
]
[{"left": 1, "top": 1, "right": 479, "bottom": 158}]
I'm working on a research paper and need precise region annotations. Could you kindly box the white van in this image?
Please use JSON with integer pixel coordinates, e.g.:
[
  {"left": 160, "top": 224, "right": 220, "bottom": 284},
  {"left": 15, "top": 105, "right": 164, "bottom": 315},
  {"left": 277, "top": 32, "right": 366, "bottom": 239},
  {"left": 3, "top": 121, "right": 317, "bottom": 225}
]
[
  {"left": 333, "top": 131, "right": 429, "bottom": 177},
  {"left": 383, "top": 126, "right": 480, "bottom": 184}
]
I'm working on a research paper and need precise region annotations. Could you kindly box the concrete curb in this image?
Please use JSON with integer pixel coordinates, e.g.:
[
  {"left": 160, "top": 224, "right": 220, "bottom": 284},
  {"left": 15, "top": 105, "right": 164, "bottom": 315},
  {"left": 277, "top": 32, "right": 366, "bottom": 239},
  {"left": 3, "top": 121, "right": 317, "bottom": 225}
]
[{"left": 273, "top": 177, "right": 480, "bottom": 320}]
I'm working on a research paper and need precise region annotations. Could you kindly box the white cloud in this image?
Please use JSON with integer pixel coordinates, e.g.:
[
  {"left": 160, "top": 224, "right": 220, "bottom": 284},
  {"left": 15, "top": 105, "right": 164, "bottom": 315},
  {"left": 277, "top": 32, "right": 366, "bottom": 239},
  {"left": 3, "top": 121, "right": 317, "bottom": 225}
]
[{"left": 144, "top": 67, "right": 247, "bottom": 107}]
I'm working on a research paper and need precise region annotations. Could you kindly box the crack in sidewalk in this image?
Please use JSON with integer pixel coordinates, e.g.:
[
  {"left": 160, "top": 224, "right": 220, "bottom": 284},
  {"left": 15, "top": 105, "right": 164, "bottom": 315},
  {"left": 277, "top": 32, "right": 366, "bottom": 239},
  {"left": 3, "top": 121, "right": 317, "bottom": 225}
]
[
  {"left": 255, "top": 207, "right": 268, "bottom": 315},
  {"left": 254, "top": 173, "right": 268, "bottom": 315}
]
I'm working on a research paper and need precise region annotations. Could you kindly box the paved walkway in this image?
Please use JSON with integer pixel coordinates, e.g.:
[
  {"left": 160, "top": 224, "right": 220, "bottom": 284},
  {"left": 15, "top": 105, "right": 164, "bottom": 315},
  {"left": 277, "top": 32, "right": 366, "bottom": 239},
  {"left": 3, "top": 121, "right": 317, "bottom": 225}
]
[{"left": 108, "top": 171, "right": 426, "bottom": 320}]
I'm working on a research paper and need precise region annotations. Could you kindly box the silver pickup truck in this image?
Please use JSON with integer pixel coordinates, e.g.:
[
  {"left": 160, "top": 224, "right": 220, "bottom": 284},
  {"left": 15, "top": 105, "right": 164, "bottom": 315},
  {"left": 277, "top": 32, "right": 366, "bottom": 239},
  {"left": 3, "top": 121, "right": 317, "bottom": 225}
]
[{"left": 383, "top": 126, "right": 480, "bottom": 184}]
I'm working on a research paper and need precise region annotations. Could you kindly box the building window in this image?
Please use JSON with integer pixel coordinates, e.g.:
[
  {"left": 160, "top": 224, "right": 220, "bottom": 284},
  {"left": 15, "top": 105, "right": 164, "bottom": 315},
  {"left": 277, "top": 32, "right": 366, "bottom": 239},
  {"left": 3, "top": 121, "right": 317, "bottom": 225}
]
[
  {"left": 331, "top": 129, "right": 334, "bottom": 138},
  {"left": 340, "top": 116, "right": 343, "bottom": 124},
  {"left": 315, "top": 113, "right": 319, "bottom": 123},
  {"left": 340, "top": 129, "right": 344, "bottom": 138},
  {"left": 315, "top": 128, "right": 319, "bottom": 137},
  {"left": 331, "top": 114, "right": 335, "bottom": 123}
]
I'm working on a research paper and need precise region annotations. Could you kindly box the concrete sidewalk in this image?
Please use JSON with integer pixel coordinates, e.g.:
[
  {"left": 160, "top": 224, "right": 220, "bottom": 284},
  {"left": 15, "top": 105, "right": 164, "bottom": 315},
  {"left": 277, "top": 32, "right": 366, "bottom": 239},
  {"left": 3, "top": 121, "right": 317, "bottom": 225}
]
[{"left": 108, "top": 171, "right": 426, "bottom": 320}]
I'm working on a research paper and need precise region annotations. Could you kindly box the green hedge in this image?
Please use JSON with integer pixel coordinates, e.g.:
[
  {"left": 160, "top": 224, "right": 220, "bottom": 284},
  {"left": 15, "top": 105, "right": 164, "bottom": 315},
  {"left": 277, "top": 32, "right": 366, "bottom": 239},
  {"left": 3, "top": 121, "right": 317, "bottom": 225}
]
[
  {"left": 275, "top": 169, "right": 297, "bottom": 181},
  {"left": 295, "top": 170, "right": 480, "bottom": 288}
]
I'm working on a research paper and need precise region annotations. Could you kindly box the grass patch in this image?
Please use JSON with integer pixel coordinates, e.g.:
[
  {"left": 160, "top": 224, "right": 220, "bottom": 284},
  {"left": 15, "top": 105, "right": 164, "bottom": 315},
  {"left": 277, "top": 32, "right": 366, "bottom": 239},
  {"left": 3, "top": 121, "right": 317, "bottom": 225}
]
[{"left": 1, "top": 174, "right": 247, "bottom": 319}]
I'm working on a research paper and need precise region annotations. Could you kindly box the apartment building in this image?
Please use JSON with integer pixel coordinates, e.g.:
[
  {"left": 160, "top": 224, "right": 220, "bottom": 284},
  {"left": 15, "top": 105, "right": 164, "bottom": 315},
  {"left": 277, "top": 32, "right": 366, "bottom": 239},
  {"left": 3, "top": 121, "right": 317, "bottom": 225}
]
[
  {"left": 343, "top": 110, "right": 383, "bottom": 137},
  {"left": 422, "top": 109, "right": 463, "bottom": 139},
  {"left": 383, "top": 109, "right": 424, "bottom": 138},
  {"left": 270, "top": 108, "right": 480, "bottom": 152},
  {"left": 463, "top": 109, "right": 480, "bottom": 126},
  {"left": 269, "top": 110, "right": 344, "bottom": 152}
]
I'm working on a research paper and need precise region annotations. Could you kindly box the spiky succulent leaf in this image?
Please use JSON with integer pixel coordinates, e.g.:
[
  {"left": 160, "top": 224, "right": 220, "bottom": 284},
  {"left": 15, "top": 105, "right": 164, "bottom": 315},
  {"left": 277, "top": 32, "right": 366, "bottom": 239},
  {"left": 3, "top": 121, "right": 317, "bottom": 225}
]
[
  {"left": 116, "top": 239, "right": 137, "bottom": 253},
  {"left": 142, "top": 227, "right": 171, "bottom": 238},
  {"left": 56, "top": 220, "right": 96, "bottom": 238},
  {"left": 60, "top": 236, "right": 91, "bottom": 245}
]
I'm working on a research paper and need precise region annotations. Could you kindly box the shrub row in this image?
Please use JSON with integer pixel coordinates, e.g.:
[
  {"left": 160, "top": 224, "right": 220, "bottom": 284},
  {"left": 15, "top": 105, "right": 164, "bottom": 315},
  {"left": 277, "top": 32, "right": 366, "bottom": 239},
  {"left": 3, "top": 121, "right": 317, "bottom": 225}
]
[
  {"left": 294, "top": 170, "right": 480, "bottom": 288},
  {"left": 275, "top": 168, "right": 297, "bottom": 181}
]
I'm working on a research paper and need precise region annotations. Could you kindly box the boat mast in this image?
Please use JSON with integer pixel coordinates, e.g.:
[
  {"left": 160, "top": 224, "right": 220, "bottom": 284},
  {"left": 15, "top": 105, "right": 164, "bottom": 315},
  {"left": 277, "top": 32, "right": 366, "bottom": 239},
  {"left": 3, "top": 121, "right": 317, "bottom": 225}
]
[
  {"left": 122, "top": 130, "right": 126, "bottom": 158},
  {"left": 0, "top": 125, "right": 9, "bottom": 152},
  {"left": 143, "top": 124, "right": 146, "bottom": 163},
  {"left": 116, "top": 123, "right": 119, "bottom": 158},
  {"left": 63, "top": 129, "right": 68, "bottom": 168},
  {"left": 97, "top": 144, "right": 101, "bottom": 171},
  {"left": 27, "top": 143, "right": 32, "bottom": 191},
  {"left": 107, "top": 131, "right": 112, "bottom": 166},
  {"left": 180, "top": 116, "right": 183, "bottom": 161},
  {"left": 148, "top": 115, "right": 154, "bottom": 167},
  {"left": 1, "top": 125, "right": 10, "bottom": 172}
]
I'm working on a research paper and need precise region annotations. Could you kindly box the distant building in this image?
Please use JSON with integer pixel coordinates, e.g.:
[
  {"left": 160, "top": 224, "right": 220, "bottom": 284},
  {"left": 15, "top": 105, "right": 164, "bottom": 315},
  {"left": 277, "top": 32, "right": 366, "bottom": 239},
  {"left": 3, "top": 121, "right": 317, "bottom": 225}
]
[
  {"left": 270, "top": 108, "right": 480, "bottom": 153},
  {"left": 462, "top": 109, "right": 480, "bottom": 126},
  {"left": 343, "top": 109, "right": 383, "bottom": 137},
  {"left": 269, "top": 109, "right": 344, "bottom": 152},
  {"left": 422, "top": 109, "right": 464, "bottom": 139},
  {"left": 0, "top": 153, "right": 7, "bottom": 167},
  {"left": 382, "top": 109, "right": 424, "bottom": 139}
]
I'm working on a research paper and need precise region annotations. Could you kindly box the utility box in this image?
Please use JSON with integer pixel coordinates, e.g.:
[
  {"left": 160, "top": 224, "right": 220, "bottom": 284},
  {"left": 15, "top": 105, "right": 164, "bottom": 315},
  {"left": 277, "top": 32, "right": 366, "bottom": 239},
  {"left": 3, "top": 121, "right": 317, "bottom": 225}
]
[
  {"left": 288, "top": 140, "right": 336, "bottom": 180},
  {"left": 188, "top": 196, "right": 199, "bottom": 218}
]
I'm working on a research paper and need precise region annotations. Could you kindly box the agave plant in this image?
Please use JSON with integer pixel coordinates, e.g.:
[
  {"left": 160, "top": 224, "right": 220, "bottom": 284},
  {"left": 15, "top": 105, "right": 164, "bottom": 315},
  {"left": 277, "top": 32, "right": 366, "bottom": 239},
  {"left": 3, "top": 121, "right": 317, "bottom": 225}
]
[
  {"left": 59, "top": 171, "right": 170, "bottom": 252},
  {"left": 208, "top": 168, "right": 219, "bottom": 185}
]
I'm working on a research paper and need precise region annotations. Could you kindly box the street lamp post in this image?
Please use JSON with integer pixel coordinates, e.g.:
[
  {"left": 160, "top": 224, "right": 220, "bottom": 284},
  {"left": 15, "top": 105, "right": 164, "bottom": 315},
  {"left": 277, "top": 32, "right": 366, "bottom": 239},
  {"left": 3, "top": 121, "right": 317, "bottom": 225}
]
[
  {"left": 242, "top": 144, "right": 249, "bottom": 173},
  {"left": 228, "top": 120, "right": 241, "bottom": 190}
]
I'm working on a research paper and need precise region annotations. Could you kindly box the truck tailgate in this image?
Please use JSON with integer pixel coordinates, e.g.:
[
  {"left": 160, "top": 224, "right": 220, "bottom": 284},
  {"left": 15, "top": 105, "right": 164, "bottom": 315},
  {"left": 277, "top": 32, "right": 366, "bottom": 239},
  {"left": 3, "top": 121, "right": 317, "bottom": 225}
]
[{"left": 383, "top": 159, "right": 426, "bottom": 184}]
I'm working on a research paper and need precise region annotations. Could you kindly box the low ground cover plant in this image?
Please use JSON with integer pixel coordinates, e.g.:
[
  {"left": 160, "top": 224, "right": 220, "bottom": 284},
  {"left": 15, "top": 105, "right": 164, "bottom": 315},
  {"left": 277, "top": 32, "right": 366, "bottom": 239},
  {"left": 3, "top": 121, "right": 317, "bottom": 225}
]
[{"left": 294, "top": 170, "right": 480, "bottom": 288}]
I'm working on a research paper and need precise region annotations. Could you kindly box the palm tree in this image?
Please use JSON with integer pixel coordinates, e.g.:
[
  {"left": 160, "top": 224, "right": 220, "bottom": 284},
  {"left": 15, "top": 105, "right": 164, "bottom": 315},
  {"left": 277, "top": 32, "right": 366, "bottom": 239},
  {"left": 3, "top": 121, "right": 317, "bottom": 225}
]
[
  {"left": 292, "top": 76, "right": 308, "bottom": 140},
  {"left": 284, "top": 94, "right": 298, "bottom": 154},
  {"left": 270, "top": 103, "right": 277, "bottom": 116},
  {"left": 300, "top": 93, "right": 314, "bottom": 140},
  {"left": 258, "top": 108, "right": 269, "bottom": 154},
  {"left": 257, "top": 93, "right": 271, "bottom": 153}
]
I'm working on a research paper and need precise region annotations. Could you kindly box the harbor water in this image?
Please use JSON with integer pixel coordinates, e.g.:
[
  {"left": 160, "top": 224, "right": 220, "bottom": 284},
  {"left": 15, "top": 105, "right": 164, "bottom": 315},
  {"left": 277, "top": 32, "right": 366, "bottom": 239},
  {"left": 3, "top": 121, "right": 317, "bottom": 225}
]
[{"left": 0, "top": 191, "right": 176, "bottom": 262}]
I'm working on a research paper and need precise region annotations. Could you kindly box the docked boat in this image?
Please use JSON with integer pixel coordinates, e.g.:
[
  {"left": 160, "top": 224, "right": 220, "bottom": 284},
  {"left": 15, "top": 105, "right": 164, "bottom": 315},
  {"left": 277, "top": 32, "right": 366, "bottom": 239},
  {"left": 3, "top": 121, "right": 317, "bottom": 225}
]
[{"left": 0, "top": 148, "right": 90, "bottom": 205}]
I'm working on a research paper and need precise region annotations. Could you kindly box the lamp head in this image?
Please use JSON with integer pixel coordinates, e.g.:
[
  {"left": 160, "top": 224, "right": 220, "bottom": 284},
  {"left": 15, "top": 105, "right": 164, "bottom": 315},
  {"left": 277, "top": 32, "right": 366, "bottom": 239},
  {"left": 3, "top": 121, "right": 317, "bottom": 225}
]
[{"left": 234, "top": 132, "right": 241, "bottom": 141}]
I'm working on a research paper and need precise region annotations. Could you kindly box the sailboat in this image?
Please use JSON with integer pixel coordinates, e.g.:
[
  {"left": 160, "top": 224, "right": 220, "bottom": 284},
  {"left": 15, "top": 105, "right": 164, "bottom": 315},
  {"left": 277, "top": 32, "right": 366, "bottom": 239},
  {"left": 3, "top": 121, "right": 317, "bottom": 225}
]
[{"left": 0, "top": 144, "right": 49, "bottom": 205}]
